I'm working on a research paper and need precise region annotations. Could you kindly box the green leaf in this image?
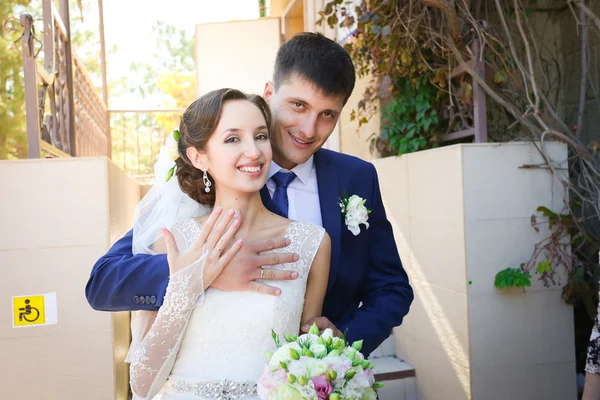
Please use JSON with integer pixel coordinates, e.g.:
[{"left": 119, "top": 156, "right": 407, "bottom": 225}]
[
  {"left": 536, "top": 260, "right": 552, "bottom": 275},
  {"left": 494, "top": 267, "right": 532, "bottom": 289},
  {"left": 536, "top": 206, "right": 556, "bottom": 218},
  {"left": 507, "top": 275, "right": 514, "bottom": 287},
  {"left": 495, "top": 276, "right": 505, "bottom": 289},
  {"left": 173, "top": 129, "right": 180, "bottom": 142},
  {"left": 165, "top": 166, "right": 175, "bottom": 182},
  {"left": 423, "top": 119, "right": 432, "bottom": 131},
  {"left": 493, "top": 70, "right": 508, "bottom": 84}
]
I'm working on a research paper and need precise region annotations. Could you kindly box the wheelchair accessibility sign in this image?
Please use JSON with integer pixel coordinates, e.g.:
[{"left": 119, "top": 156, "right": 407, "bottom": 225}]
[{"left": 12, "top": 292, "right": 57, "bottom": 328}]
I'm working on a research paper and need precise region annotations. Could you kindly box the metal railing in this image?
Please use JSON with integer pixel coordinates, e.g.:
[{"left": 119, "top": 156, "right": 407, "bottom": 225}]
[
  {"left": 19, "top": 0, "right": 110, "bottom": 159},
  {"left": 109, "top": 109, "right": 183, "bottom": 184}
]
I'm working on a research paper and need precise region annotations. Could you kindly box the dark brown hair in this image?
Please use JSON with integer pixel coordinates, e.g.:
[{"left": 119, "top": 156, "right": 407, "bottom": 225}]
[
  {"left": 175, "top": 88, "right": 271, "bottom": 206},
  {"left": 273, "top": 32, "right": 355, "bottom": 104}
]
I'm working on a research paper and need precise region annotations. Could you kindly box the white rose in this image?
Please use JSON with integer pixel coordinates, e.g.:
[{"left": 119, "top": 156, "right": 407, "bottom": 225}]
[
  {"left": 344, "top": 195, "right": 369, "bottom": 236},
  {"left": 321, "top": 328, "right": 334, "bottom": 342},
  {"left": 298, "top": 333, "right": 320, "bottom": 344},
  {"left": 347, "top": 195, "right": 364, "bottom": 209},
  {"left": 165, "top": 134, "right": 180, "bottom": 161},
  {"left": 310, "top": 343, "right": 327, "bottom": 358},
  {"left": 269, "top": 343, "right": 300, "bottom": 370},
  {"left": 311, "top": 360, "right": 329, "bottom": 377}
]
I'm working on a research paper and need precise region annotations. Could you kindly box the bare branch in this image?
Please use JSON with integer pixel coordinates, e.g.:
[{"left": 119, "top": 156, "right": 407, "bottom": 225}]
[{"left": 577, "top": 7, "right": 588, "bottom": 137}]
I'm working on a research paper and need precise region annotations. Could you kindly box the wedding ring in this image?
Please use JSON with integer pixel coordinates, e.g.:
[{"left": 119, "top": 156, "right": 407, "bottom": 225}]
[
  {"left": 260, "top": 268, "right": 264, "bottom": 280},
  {"left": 214, "top": 246, "right": 222, "bottom": 253}
]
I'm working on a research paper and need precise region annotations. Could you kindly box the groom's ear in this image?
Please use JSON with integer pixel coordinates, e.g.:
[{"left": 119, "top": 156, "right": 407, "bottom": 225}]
[
  {"left": 186, "top": 147, "right": 208, "bottom": 171},
  {"left": 263, "top": 81, "right": 274, "bottom": 103}
]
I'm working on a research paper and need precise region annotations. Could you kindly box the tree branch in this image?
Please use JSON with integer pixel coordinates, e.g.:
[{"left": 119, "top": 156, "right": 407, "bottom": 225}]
[{"left": 577, "top": 6, "right": 588, "bottom": 137}]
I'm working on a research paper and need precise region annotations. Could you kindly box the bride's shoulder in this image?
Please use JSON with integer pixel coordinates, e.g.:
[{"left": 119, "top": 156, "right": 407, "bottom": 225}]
[
  {"left": 288, "top": 220, "right": 325, "bottom": 235},
  {"left": 287, "top": 221, "right": 327, "bottom": 247}
]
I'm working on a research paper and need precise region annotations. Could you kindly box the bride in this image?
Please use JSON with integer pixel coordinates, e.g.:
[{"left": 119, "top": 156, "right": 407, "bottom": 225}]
[{"left": 126, "top": 88, "right": 331, "bottom": 400}]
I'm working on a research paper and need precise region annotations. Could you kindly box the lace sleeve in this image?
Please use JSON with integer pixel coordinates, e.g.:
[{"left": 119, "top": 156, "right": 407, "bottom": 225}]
[{"left": 128, "top": 249, "right": 207, "bottom": 399}]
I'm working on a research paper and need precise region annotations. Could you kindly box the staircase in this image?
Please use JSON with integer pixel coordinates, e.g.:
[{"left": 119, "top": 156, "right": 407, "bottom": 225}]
[{"left": 369, "top": 336, "right": 417, "bottom": 400}]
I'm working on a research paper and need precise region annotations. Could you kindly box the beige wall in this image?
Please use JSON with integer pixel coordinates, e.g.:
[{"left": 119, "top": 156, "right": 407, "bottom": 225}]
[
  {"left": 338, "top": 73, "right": 380, "bottom": 160},
  {"left": 0, "top": 158, "right": 140, "bottom": 400},
  {"left": 195, "top": 18, "right": 282, "bottom": 96},
  {"left": 270, "top": 0, "right": 293, "bottom": 17},
  {"left": 374, "top": 142, "right": 576, "bottom": 400}
]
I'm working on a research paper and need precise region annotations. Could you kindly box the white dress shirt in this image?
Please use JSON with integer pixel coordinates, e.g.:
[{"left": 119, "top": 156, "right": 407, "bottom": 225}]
[{"left": 266, "top": 156, "right": 323, "bottom": 227}]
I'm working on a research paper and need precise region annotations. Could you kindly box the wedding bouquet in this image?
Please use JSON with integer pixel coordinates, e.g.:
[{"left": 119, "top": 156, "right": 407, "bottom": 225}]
[{"left": 257, "top": 324, "right": 383, "bottom": 400}]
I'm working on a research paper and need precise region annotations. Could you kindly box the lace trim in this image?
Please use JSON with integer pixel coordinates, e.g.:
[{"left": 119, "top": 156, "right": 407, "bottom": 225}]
[
  {"left": 171, "top": 219, "right": 203, "bottom": 252},
  {"left": 129, "top": 245, "right": 208, "bottom": 399},
  {"left": 263, "top": 221, "right": 325, "bottom": 278}
]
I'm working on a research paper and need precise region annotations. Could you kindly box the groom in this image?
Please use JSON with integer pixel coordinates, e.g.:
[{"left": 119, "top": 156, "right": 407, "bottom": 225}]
[{"left": 86, "top": 32, "right": 413, "bottom": 356}]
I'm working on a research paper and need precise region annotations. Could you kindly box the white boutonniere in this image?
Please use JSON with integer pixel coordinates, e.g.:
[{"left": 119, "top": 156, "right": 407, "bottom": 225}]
[
  {"left": 339, "top": 194, "right": 371, "bottom": 236},
  {"left": 164, "top": 129, "right": 181, "bottom": 181}
]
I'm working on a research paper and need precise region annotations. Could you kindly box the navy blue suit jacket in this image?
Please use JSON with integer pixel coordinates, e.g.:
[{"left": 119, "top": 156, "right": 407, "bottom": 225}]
[{"left": 86, "top": 148, "right": 413, "bottom": 355}]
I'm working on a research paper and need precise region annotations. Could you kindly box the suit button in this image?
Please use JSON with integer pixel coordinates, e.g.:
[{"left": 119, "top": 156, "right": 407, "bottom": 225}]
[
  {"left": 134, "top": 296, "right": 140, "bottom": 304},
  {"left": 145, "top": 296, "right": 151, "bottom": 304},
  {"left": 140, "top": 296, "right": 146, "bottom": 304},
  {"left": 150, "top": 296, "right": 156, "bottom": 304}
]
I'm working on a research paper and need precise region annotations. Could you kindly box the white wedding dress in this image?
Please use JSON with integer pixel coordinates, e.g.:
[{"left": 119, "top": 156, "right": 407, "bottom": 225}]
[{"left": 127, "top": 219, "right": 326, "bottom": 400}]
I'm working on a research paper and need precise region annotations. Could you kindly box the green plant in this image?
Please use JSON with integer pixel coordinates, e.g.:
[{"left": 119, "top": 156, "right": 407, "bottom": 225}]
[
  {"left": 493, "top": 205, "right": 600, "bottom": 319},
  {"left": 494, "top": 267, "right": 532, "bottom": 289},
  {"left": 380, "top": 75, "right": 440, "bottom": 155}
]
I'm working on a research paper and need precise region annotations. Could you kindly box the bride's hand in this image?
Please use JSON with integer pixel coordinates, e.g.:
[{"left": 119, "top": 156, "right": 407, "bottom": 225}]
[{"left": 161, "top": 207, "right": 243, "bottom": 287}]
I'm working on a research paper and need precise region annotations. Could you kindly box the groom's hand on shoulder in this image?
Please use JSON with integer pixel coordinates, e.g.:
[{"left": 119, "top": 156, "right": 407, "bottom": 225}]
[
  {"left": 211, "top": 236, "right": 300, "bottom": 296},
  {"left": 301, "top": 317, "right": 342, "bottom": 338}
]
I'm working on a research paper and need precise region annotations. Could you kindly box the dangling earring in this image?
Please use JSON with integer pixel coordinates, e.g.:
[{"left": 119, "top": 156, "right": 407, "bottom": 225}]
[{"left": 203, "top": 169, "right": 212, "bottom": 193}]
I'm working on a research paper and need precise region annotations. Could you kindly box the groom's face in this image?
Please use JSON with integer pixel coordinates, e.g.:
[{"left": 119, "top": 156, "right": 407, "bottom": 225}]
[{"left": 264, "top": 74, "right": 344, "bottom": 170}]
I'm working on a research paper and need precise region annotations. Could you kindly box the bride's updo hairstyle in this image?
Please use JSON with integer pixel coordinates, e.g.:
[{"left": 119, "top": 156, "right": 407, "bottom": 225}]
[{"left": 175, "top": 88, "right": 271, "bottom": 207}]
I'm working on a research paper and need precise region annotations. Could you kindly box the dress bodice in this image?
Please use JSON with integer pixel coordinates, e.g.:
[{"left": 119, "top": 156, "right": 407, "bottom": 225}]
[{"left": 155, "top": 220, "right": 325, "bottom": 399}]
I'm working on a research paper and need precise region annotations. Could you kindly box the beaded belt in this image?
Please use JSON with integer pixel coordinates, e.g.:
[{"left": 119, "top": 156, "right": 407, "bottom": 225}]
[{"left": 170, "top": 378, "right": 257, "bottom": 399}]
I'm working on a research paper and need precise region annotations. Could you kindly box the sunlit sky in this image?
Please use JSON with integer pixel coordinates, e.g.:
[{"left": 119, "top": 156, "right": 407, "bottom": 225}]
[
  {"left": 86, "top": 0, "right": 263, "bottom": 107},
  {"left": 104, "top": 0, "right": 259, "bottom": 73}
]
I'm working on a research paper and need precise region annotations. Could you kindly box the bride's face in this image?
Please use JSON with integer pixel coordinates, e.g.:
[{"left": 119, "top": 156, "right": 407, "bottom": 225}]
[{"left": 190, "top": 99, "right": 272, "bottom": 194}]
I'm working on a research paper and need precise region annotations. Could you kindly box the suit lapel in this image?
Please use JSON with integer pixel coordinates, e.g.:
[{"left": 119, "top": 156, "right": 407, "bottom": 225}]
[{"left": 314, "top": 149, "right": 342, "bottom": 293}]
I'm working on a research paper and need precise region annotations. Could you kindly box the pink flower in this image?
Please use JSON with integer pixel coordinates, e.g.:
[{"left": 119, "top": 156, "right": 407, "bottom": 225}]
[
  {"left": 257, "top": 365, "right": 287, "bottom": 399},
  {"left": 312, "top": 374, "right": 333, "bottom": 400}
]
